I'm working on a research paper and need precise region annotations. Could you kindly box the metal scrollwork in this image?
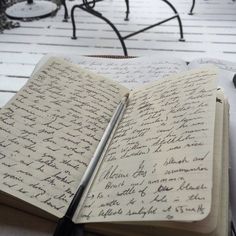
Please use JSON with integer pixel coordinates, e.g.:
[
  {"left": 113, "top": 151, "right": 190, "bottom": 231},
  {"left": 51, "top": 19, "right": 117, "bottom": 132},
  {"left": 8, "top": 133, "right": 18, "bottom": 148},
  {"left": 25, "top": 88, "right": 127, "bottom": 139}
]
[{"left": 83, "top": 0, "right": 96, "bottom": 9}]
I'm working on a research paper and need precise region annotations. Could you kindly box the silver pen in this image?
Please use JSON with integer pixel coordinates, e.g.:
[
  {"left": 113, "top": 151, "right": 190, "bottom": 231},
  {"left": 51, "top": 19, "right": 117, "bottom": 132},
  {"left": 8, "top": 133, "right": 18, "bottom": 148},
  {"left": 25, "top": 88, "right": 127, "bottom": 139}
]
[{"left": 53, "top": 94, "right": 129, "bottom": 236}]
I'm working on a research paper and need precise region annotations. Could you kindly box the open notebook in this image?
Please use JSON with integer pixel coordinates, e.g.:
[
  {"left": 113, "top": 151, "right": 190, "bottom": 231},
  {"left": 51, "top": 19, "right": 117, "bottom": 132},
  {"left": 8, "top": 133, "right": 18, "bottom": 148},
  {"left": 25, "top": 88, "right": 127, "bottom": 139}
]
[{"left": 0, "top": 56, "right": 229, "bottom": 236}]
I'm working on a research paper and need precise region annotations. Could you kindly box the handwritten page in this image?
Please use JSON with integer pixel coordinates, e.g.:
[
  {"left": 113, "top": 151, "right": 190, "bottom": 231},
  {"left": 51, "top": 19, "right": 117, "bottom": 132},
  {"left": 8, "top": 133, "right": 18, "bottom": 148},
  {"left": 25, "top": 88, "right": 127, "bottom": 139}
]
[
  {"left": 143, "top": 90, "right": 226, "bottom": 234},
  {"left": 77, "top": 67, "right": 217, "bottom": 223},
  {"left": 189, "top": 57, "right": 236, "bottom": 225},
  {"left": 36, "top": 54, "right": 188, "bottom": 89},
  {"left": 189, "top": 57, "right": 236, "bottom": 72},
  {"left": 0, "top": 58, "right": 129, "bottom": 217}
]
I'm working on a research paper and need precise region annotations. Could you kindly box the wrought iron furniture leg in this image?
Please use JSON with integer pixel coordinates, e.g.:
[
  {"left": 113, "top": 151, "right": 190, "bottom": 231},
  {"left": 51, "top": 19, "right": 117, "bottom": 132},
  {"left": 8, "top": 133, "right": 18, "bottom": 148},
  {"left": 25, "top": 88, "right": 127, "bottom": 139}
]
[
  {"left": 124, "top": 0, "right": 130, "bottom": 21},
  {"left": 71, "top": 0, "right": 103, "bottom": 41},
  {"left": 71, "top": 0, "right": 185, "bottom": 56},
  {"left": 71, "top": 2, "right": 128, "bottom": 56},
  {"left": 61, "top": 0, "right": 69, "bottom": 21},
  {"left": 161, "top": 0, "right": 185, "bottom": 41},
  {"left": 189, "top": 0, "right": 195, "bottom": 15}
]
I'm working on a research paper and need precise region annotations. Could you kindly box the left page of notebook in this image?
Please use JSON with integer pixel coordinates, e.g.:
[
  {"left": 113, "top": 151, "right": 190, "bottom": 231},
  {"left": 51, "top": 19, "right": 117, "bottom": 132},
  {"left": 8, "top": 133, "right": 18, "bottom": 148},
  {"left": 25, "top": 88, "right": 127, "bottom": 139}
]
[{"left": 0, "top": 57, "right": 129, "bottom": 218}]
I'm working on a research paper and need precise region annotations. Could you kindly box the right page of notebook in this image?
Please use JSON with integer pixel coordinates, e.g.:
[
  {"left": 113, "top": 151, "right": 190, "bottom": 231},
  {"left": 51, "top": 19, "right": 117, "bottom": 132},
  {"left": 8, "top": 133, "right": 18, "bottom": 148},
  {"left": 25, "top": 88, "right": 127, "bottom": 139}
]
[
  {"left": 77, "top": 66, "right": 218, "bottom": 223},
  {"left": 188, "top": 58, "right": 236, "bottom": 225}
]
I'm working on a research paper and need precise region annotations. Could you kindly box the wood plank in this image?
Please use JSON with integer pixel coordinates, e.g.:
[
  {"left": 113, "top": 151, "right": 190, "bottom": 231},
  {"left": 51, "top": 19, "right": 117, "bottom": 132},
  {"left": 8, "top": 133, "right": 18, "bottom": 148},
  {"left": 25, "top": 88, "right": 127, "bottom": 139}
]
[
  {"left": 0, "top": 76, "right": 27, "bottom": 91},
  {"left": 0, "top": 52, "right": 44, "bottom": 64},
  {"left": 0, "top": 63, "right": 35, "bottom": 77},
  {"left": 0, "top": 0, "right": 235, "bottom": 82},
  {"left": 0, "top": 92, "right": 16, "bottom": 108}
]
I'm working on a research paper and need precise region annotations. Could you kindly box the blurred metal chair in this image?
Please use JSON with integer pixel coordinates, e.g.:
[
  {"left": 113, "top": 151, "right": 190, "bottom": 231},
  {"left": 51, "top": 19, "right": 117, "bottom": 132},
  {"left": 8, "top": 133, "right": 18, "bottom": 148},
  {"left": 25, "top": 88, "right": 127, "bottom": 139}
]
[{"left": 67, "top": 0, "right": 185, "bottom": 56}]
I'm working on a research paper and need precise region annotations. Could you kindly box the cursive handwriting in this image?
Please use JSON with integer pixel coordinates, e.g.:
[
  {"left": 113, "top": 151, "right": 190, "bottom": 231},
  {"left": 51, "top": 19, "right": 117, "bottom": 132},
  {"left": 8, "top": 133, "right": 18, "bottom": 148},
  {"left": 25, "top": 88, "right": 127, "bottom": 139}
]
[
  {"left": 0, "top": 57, "right": 128, "bottom": 216},
  {"left": 78, "top": 67, "right": 217, "bottom": 223}
]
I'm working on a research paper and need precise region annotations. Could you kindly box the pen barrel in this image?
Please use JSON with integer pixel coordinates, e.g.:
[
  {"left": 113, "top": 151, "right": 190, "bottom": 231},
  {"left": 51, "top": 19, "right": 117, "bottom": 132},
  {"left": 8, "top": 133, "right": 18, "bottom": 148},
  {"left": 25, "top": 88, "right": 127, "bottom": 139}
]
[
  {"left": 66, "top": 185, "right": 85, "bottom": 217},
  {"left": 53, "top": 96, "right": 128, "bottom": 236},
  {"left": 53, "top": 215, "right": 75, "bottom": 236},
  {"left": 53, "top": 185, "right": 85, "bottom": 236},
  {"left": 80, "top": 96, "right": 128, "bottom": 187}
]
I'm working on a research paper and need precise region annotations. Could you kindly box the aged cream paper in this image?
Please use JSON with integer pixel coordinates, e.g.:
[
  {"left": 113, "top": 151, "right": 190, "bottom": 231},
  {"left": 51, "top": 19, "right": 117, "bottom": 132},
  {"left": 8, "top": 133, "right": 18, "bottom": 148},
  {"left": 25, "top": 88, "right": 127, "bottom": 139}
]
[
  {"left": 0, "top": 58, "right": 129, "bottom": 217},
  {"left": 35, "top": 54, "right": 188, "bottom": 90},
  {"left": 78, "top": 67, "right": 217, "bottom": 223}
]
